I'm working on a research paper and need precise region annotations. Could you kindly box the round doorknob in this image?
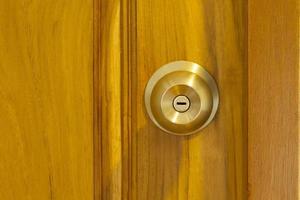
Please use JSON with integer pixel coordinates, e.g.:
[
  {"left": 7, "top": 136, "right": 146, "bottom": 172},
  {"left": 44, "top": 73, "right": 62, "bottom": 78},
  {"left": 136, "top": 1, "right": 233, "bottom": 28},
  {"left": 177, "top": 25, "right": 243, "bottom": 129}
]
[{"left": 144, "top": 61, "right": 219, "bottom": 136}]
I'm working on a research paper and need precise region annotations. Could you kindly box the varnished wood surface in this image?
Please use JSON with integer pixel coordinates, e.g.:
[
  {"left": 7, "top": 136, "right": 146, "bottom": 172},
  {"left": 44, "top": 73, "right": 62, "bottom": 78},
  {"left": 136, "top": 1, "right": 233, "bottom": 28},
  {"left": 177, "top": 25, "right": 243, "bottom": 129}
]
[
  {"left": 96, "top": 0, "right": 247, "bottom": 199},
  {"left": 0, "top": 1, "right": 94, "bottom": 199},
  {"left": 4, "top": 0, "right": 297, "bottom": 199},
  {"left": 248, "top": 0, "right": 299, "bottom": 199}
]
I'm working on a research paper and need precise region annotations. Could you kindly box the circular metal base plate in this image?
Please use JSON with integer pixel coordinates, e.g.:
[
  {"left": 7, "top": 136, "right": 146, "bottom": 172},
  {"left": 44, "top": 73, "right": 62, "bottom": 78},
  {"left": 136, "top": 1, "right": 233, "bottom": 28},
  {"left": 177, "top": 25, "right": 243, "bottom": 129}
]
[{"left": 144, "top": 61, "right": 219, "bottom": 136}]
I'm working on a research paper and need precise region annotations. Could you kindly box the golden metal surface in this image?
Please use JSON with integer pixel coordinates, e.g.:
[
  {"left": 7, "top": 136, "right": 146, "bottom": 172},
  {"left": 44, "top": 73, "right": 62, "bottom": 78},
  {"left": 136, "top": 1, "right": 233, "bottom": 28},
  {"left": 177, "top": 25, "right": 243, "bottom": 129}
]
[{"left": 144, "top": 61, "right": 219, "bottom": 135}]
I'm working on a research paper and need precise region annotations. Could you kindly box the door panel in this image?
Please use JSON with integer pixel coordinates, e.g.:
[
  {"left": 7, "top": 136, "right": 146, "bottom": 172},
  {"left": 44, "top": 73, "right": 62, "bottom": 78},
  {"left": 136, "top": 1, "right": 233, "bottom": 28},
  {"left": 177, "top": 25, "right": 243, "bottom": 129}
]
[
  {"left": 248, "top": 0, "right": 299, "bottom": 199},
  {"left": 96, "top": 0, "right": 247, "bottom": 199},
  {"left": 0, "top": 1, "right": 94, "bottom": 199}
]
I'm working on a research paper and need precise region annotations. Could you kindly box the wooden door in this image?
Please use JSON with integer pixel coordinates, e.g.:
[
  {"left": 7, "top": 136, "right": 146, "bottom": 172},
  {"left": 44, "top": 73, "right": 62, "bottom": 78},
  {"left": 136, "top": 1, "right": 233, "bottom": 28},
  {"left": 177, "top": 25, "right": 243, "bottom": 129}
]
[
  {"left": 96, "top": 0, "right": 248, "bottom": 199},
  {"left": 0, "top": 0, "right": 298, "bottom": 200}
]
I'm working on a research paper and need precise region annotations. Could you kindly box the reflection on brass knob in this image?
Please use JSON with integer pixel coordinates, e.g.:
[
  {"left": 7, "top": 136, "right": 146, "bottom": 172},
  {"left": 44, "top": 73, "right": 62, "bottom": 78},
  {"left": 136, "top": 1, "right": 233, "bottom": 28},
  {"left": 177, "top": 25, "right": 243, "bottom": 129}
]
[{"left": 144, "top": 61, "right": 219, "bottom": 136}]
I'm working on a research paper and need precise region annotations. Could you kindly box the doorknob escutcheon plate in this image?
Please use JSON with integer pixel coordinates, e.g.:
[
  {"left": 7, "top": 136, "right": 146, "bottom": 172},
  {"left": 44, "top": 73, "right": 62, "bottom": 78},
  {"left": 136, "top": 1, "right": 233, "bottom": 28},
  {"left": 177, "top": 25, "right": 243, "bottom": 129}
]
[{"left": 144, "top": 61, "right": 219, "bottom": 136}]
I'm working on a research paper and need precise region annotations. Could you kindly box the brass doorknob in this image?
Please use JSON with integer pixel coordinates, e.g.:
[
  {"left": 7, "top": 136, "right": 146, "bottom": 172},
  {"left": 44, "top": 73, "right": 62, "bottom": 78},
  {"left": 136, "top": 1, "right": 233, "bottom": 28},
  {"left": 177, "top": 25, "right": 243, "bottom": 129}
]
[{"left": 144, "top": 61, "right": 219, "bottom": 135}]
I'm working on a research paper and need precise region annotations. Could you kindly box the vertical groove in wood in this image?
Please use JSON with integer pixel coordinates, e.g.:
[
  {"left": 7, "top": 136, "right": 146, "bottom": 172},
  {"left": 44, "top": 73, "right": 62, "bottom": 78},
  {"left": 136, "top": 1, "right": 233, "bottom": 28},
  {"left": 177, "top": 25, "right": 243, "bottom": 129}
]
[
  {"left": 93, "top": 0, "right": 101, "bottom": 199},
  {"left": 121, "top": 0, "right": 138, "bottom": 199},
  {"left": 120, "top": 0, "right": 129, "bottom": 199},
  {"left": 120, "top": 0, "right": 128, "bottom": 199},
  {"left": 248, "top": 0, "right": 299, "bottom": 199},
  {"left": 94, "top": 0, "right": 122, "bottom": 199}
]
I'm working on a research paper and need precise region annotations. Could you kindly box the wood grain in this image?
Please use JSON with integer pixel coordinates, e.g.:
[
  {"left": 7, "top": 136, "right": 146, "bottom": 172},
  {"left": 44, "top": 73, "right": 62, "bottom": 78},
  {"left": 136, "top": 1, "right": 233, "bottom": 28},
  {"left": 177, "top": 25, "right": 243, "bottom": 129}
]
[
  {"left": 96, "top": 0, "right": 247, "bottom": 199},
  {"left": 248, "top": 0, "right": 299, "bottom": 199},
  {"left": 0, "top": 1, "right": 94, "bottom": 199}
]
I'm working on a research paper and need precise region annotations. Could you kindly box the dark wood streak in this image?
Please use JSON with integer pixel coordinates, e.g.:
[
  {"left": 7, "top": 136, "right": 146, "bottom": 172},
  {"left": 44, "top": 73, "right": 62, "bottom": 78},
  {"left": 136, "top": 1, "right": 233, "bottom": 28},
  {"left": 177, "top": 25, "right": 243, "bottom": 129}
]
[{"left": 93, "top": 0, "right": 101, "bottom": 199}]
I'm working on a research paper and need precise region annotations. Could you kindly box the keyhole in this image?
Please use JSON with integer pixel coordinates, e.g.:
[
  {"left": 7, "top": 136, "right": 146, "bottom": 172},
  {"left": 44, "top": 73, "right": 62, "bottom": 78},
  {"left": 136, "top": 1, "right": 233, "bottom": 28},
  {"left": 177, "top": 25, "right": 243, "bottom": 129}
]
[{"left": 173, "top": 95, "right": 190, "bottom": 113}]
